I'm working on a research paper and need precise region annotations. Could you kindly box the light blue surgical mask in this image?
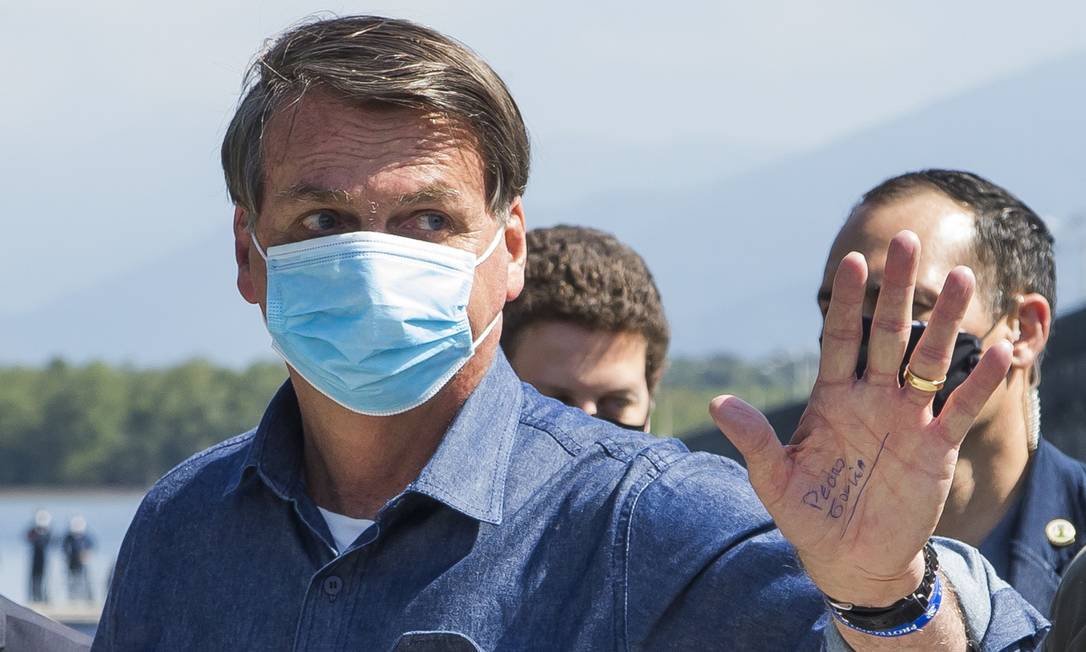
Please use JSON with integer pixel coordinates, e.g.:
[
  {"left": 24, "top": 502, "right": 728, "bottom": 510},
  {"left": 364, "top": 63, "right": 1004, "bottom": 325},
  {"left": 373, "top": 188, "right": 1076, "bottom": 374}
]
[{"left": 251, "top": 227, "right": 505, "bottom": 416}]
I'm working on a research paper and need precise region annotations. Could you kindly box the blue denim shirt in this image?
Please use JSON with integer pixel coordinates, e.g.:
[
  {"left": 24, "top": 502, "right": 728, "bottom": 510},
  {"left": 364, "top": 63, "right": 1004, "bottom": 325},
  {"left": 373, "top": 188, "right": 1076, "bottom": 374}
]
[{"left": 93, "top": 353, "right": 1046, "bottom": 651}]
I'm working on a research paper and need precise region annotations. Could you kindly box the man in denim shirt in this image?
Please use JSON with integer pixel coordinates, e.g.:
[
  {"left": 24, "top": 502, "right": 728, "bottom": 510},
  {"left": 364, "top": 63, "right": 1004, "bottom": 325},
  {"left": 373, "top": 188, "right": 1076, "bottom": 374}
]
[{"left": 94, "top": 15, "right": 1047, "bottom": 651}]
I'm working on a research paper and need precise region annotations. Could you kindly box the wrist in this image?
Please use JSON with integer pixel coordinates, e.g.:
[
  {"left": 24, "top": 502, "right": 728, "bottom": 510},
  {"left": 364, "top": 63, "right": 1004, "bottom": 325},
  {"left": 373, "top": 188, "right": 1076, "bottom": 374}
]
[
  {"left": 809, "top": 550, "right": 927, "bottom": 608},
  {"left": 825, "top": 542, "right": 943, "bottom": 638}
]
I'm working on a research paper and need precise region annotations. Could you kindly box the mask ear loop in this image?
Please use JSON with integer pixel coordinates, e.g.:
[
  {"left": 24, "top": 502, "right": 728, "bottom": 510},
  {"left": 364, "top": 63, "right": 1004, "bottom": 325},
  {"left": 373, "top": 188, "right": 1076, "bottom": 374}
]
[
  {"left": 474, "top": 225, "right": 506, "bottom": 267},
  {"left": 250, "top": 232, "right": 269, "bottom": 262},
  {"left": 469, "top": 225, "right": 508, "bottom": 349}
]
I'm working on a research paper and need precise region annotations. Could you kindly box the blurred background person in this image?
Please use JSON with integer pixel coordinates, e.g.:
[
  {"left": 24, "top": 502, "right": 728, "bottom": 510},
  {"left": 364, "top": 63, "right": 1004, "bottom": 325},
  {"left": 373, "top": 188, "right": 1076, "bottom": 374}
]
[
  {"left": 26, "top": 509, "right": 52, "bottom": 603},
  {"left": 501, "top": 226, "right": 669, "bottom": 431},
  {"left": 817, "top": 168, "right": 1085, "bottom": 616},
  {"left": 63, "top": 516, "right": 94, "bottom": 602}
]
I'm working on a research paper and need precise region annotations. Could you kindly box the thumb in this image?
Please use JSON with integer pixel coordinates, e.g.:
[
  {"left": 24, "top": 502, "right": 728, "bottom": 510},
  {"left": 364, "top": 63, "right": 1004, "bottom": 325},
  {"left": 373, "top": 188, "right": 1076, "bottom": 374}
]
[{"left": 709, "top": 395, "right": 788, "bottom": 493}]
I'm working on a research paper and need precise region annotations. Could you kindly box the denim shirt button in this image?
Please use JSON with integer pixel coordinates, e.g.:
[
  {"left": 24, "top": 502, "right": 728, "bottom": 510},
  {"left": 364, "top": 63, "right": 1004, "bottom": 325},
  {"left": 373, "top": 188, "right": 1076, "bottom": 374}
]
[{"left": 322, "top": 575, "right": 344, "bottom": 601}]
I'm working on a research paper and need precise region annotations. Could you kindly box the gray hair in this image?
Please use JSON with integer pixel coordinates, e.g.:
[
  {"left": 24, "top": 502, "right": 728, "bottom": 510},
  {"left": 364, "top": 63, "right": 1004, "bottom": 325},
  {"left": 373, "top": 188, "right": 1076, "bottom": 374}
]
[{"left": 221, "top": 15, "right": 531, "bottom": 220}]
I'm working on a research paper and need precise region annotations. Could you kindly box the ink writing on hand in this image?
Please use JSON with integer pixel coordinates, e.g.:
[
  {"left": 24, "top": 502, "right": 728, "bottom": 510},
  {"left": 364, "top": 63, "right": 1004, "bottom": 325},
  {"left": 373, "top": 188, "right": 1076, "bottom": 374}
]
[
  {"left": 802, "top": 458, "right": 866, "bottom": 518},
  {"left": 799, "top": 432, "right": 890, "bottom": 533}
]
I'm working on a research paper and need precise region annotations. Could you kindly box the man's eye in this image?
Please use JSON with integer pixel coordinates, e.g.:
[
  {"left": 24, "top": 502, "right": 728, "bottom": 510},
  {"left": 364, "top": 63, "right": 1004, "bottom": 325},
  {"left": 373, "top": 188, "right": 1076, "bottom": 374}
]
[
  {"left": 601, "top": 396, "right": 633, "bottom": 412},
  {"left": 414, "top": 213, "right": 449, "bottom": 232},
  {"left": 300, "top": 211, "right": 340, "bottom": 233}
]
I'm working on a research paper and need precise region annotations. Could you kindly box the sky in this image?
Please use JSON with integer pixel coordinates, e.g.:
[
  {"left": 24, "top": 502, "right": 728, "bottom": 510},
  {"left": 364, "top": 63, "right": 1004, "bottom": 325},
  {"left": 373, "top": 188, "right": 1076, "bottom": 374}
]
[{"left": 3, "top": 1, "right": 1086, "bottom": 362}]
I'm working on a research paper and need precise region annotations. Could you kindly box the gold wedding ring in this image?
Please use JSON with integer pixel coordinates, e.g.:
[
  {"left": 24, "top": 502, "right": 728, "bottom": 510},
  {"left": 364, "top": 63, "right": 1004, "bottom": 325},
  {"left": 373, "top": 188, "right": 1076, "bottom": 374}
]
[{"left": 903, "top": 365, "right": 946, "bottom": 393}]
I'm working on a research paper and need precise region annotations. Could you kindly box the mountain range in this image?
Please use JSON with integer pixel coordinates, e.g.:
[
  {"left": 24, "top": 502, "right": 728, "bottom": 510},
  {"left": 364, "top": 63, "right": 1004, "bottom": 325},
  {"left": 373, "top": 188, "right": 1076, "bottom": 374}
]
[{"left": 2, "top": 50, "right": 1084, "bottom": 365}]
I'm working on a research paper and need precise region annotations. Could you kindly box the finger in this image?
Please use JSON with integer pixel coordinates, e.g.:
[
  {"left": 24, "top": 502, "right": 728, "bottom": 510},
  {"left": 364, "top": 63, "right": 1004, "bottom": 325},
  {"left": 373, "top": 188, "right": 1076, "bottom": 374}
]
[
  {"left": 903, "top": 266, "right": 975, "bottom": 406},
  {"left": 709, "top": 395, "right": 787, "bottom": 498},
  {"left": 864, "top": 232, "right": 920, "bottom": 384},
  {"left": 818, "top": 252, "right": 868, "bottom": 383},
  {"left": 932, "top": 341, "right": 1013, "bottom": 444}
]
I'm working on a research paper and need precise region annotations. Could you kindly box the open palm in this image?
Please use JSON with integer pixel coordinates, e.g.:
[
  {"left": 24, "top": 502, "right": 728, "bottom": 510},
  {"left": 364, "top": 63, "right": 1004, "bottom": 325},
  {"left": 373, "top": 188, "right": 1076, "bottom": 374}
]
[{"left": 712, "top": 231, "right": 1013, "bottom": 605}]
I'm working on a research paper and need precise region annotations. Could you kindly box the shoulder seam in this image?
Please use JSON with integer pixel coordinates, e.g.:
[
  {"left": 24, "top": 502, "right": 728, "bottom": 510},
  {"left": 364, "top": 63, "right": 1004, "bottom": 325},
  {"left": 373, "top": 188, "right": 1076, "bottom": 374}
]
[
  {"left": 615, "top": 450, "right": 667, "bottom": 652},
  {"left": 612, "top": 441, "right": 697, "bottom": 651},
  {"left": 155, "top": 429, "right": 256, "bottom": 485},
  {"left": 518, "top": 412, "right": 583, "bottom": 456}
]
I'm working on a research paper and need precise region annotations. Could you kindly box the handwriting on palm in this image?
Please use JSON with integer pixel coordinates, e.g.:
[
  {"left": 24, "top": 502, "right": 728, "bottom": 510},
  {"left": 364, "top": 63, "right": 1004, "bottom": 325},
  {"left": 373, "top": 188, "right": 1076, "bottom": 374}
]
[{"left": 711, "top": 232, "right": 1012, "bottom": 603}]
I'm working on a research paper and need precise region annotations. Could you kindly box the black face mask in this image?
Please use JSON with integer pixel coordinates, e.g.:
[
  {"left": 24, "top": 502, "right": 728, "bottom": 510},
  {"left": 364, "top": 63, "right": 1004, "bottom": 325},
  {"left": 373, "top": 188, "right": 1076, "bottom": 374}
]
[
  {"left": 599, "top": 414, "right": 649, "bottom": 432},
  {"left": 821, "top": 316, "right": 983, "bottom": 415}
]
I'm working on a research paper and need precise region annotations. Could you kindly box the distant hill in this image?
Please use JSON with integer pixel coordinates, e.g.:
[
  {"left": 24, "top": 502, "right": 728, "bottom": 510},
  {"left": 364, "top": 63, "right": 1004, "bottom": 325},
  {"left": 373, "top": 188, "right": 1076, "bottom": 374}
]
[
  {"left": 1, "top": 50, "right": 1084, "bottom": 365},
  {"left": 589, "top": 49, "right": 1086, "bottom": 357}
]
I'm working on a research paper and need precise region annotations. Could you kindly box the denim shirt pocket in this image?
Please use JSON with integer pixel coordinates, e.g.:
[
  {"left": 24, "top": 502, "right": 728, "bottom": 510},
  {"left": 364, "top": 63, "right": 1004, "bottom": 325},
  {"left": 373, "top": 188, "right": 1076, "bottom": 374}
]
[{"left": 391, "top": 631, "right": 484, "bottom": 652}]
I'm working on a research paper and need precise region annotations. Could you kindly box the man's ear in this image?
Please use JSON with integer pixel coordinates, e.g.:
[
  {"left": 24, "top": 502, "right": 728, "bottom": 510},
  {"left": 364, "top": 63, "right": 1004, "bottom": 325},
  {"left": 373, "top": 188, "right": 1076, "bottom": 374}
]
[
  {"left": 234, "top": 206, "right": 260, "bottom": 305},
  {"left": 1010, "top": 293, "right": 1051, "bottom": 373},
  {"left": 504, "top": 197, "right": 527, "bottom": 302}
]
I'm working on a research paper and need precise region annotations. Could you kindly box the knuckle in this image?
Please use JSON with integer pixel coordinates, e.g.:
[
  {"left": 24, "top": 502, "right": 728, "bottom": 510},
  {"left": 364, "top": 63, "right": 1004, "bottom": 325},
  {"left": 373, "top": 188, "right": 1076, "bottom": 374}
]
[
  {"left": 821, "top": 325, "right": 861, "bottom": 344},
  {"left": 815, "top": 372, "right": 852, "bottom": 387},
  {"left": 929, "top": 421, "right": 959, "bottom": 446},
  {"left": 911, "top": 344, "right": 950, "bottom": 370},
  {"left": 864, "top": 369, "right": 899, "bottom": 386},
  {"left": 949, "top": 390, "right": 984, "bottom": 418},
  {"left": 871, "top": 315, "right": 912, "bottom": 334},
  {"left": 829, "top": 289, "right": 864, "bottom": 308},
  {"left": 906, "top": 388, "right": 936, "bottom": 408}
]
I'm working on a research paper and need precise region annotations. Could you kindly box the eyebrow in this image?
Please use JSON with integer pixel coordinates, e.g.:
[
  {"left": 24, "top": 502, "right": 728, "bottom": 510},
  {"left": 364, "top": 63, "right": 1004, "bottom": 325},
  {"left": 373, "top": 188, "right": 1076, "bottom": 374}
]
[
  {"left": 277, "top": 183, "right": 353, "bottom": 205},
  {"left": 397, "top": 184, "right": 461, "bottom": 206},
  {"left": 276, "top": 182, "right": 461, "bottom": 208}
]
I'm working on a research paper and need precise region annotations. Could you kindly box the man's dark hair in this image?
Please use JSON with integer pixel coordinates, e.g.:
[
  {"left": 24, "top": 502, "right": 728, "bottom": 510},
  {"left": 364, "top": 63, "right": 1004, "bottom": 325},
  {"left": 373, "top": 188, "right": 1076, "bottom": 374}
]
[
  {"left": 502, "top": 226, "right": 670, "bottom": 391},
  {"left": 221, "top": 15, "right": 530, "bottom": 221},
  {"left": 854, "top": 169, "right": 1056, "bottom": 319}
]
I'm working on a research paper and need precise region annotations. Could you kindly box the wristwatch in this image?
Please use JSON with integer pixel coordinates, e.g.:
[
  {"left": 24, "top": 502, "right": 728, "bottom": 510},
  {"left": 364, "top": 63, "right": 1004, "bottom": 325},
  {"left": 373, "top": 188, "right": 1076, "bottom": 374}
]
[{"left": 825, "top": 541, "right": 942, "bottom": 637}]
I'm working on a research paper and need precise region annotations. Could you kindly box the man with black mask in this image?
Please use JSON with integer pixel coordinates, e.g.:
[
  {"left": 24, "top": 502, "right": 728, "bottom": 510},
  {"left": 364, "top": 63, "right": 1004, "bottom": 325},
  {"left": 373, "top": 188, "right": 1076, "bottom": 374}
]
[
  {"left": 502, "top": 226, "right": 669, "bottom": 432},
  {"left": 817, "top": 169, "right": 1086, "bottom": 616}
]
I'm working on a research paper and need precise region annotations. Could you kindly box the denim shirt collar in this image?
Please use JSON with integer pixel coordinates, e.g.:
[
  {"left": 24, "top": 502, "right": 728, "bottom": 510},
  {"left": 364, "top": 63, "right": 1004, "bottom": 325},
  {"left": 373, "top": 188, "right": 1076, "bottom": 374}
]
[
  {"left": 226, "top": 351, "right": 523, "bottom": 525},
  {"left": 406, "top": 351, "right": 522, "bottom": 524},
  {"left": 223, "top": 379, "right": 305, "bottom": 502}
]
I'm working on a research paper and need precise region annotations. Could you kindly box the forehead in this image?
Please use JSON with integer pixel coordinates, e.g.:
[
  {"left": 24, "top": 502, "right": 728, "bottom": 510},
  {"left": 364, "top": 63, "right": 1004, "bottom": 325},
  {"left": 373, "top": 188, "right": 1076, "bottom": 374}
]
[
  {"left": 824, "top": 190, "right": 976, "bottom": 292},
  {"left": 513, "top": 322, "right": 648, "bottom": 390},
  {"left": 260, "top": 90, "right": 485, "bottom": 204}
]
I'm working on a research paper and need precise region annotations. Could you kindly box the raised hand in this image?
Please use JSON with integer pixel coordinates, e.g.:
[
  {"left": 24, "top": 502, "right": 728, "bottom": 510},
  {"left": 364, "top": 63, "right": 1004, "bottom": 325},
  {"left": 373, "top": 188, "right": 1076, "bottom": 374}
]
[{"left": 711, "top": 231, "right": 1013, "bottom": 607}]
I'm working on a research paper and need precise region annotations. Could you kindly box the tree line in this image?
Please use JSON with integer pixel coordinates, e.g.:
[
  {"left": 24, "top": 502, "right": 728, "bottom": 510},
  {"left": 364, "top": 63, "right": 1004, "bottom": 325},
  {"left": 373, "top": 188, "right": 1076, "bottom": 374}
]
[
  {"left": 0, "top": 359, "right": 287, "bottom": 487},
  {"left": 0, "top": 354, "right": 815, "bottom": 487}
]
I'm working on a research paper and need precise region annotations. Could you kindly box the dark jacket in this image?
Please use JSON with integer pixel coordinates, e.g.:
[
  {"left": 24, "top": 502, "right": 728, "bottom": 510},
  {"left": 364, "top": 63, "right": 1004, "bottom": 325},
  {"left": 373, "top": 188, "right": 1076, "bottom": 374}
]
[
  {"left": 0, "top": 594, "right": 91, "bottom": 651},
  {"left": 1045, "top": 546, "right": 1086, "bottom": 651},
  {"left": 1002, "top": 438, "right": 1086, "bottom": 617}
]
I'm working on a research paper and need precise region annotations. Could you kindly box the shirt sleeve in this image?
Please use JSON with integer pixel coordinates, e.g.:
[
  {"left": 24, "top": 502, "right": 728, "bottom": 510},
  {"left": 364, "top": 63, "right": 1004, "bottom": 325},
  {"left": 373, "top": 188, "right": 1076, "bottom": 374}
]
[
  {"left": 622, "top": 451, "right": 1048, "bottom": 652},
  {"left": 821, "top": 538, "right": 1048, "bottom": 651},
  {"left": 621, "top": 452, "right": 828, "bottom": 651},
  {"left": 91, "top": 493, "right": 159, "bottom": 651}
]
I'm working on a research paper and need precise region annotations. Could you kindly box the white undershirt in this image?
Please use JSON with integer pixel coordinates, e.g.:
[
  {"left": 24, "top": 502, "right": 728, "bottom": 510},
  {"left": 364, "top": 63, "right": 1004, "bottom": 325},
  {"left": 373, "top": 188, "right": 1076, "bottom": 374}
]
[{"left": 317, "top": 506, "right": 375, "bottom": 554}]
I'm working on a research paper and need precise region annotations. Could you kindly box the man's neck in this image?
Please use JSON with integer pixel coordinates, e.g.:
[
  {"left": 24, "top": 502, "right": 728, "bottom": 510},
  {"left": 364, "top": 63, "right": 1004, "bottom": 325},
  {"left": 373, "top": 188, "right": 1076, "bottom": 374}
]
[
  {"left": 935, "top": 382, "right": 1032, "bottom": 546},
  {"left": 292, "top": 347, "right": 496, "bottom": 520}
]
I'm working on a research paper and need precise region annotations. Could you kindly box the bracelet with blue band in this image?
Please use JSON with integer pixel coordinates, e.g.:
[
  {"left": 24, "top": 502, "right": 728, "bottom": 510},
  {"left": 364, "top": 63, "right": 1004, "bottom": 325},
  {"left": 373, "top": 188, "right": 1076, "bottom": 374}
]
[
  {"left": 831, "top": 572, "right": 943, "bottom": 638},
  {"left": 825, "top": 541, "right": 942, "bottom": 637}
]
